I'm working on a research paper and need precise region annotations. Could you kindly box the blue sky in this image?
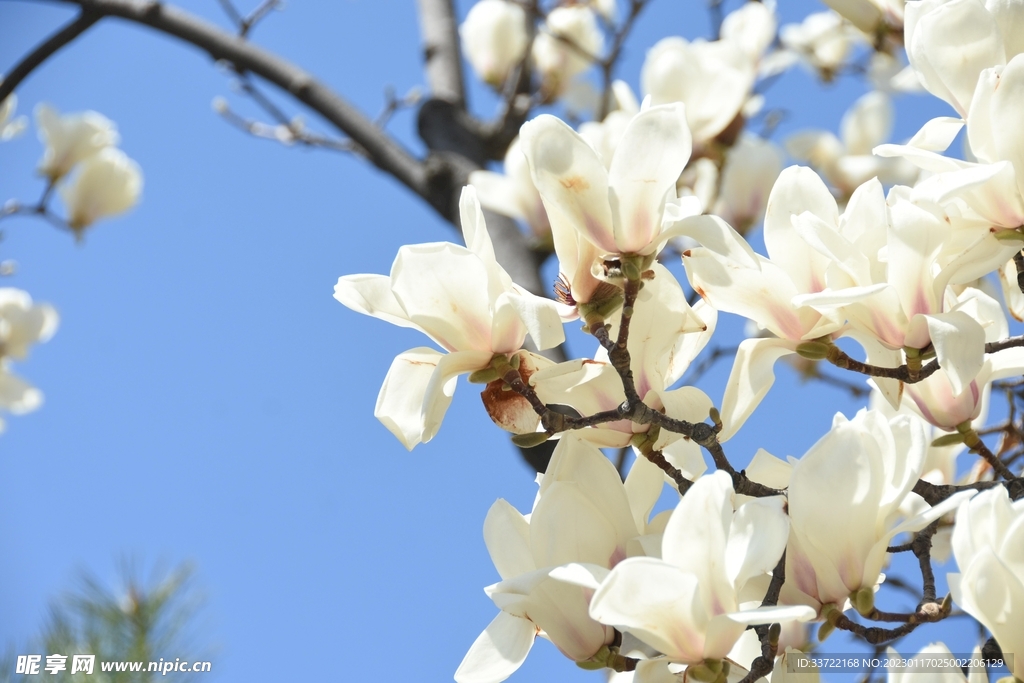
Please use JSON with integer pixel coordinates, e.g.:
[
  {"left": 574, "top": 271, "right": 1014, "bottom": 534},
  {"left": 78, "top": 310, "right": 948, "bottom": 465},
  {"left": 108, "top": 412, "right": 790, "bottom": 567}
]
[{"left": 0, "top": 0, "right": 996, "bottom": 680}]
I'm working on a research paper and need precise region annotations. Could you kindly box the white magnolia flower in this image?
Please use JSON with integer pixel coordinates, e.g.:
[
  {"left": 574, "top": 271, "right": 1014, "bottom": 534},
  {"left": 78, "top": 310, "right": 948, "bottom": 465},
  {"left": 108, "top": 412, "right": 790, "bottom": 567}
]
[
  {"left": 520, "top": 105, "right": 698, "bottom": 259},
  {"left": 0, "top": 288, "right": 59, "bottom": 428},
  {"left": 791, "top": 181, "right": 1016, "bottom": 408},
  {"left": 460, "top": 0, "right": 529, "bottom": 87},
  {"left": 683, "top": 166, "right": 845, "bottom": 439},
  {"left": 779, "top": 11, "right": 865, "bottom": 77},
  {"left": 785, "top": 91, "right": 918, "bottom": 197},
  {"left": 35, "top": 103, "right": 119, "bottom": 180},
  {"left": 0, "top": 288, "right": 59, "bottom": 361},
  {"left": 469, "top": 138, "right": 549, "bottom": 239},
  {"left": 876, "top": 55, "right": 1024, "bottom": 234},
  {"left": 949, "top": 487, "right": 1024, "bottom": 680},
  {"left": 904, "top": 0, "right": 1024, "bottom": 117},
  {"left": 784, "top": 409, "right": 975, "bottom": 613},
  {"left": 641, "top": 36, "right": 755, "bottom": 144},
  {"left": 887, "top": 643, "right": 986, "bottom": 683},
  {"left": 712, "top": 133, "right": 784, "bottom": 232},
  {"left": 455, "top": 434, "right": 665, "bottom": 683},
  {"left": 720, "top": 2, "right": 778, "bottom": 63},
  {"left": 333, "top": 187, "right": 564, "bottom": 449},
  {"left": 899, "top": 289, "right": 1024, "bottom": 432},
  {"left": 589, "top": 471, "right": 814, "bottom": 668},
  {"left": 532, "top": 6, "right": 603, "bottom": 97},
  {"left": 60, "top": 147, "right": 143, "bottom": 232}
]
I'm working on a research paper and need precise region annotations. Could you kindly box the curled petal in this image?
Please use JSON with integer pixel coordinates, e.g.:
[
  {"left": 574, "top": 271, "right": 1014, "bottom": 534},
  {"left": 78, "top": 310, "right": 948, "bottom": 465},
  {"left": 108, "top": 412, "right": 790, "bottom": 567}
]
[{"left": 455, "top": 611, "right": 536, "bottom": 683}]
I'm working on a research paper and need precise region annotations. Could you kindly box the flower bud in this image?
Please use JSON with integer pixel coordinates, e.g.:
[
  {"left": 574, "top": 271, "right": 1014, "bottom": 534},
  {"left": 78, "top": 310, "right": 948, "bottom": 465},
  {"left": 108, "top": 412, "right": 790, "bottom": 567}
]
[
  {"left": 511, "top": 431, "right": 551, "bottom": 448},
  {"left": 852, "top": 586, "right": 875, "bottom": 616},
  {"left": 795, "top": 340, "right": 832, "bottom": 360}
]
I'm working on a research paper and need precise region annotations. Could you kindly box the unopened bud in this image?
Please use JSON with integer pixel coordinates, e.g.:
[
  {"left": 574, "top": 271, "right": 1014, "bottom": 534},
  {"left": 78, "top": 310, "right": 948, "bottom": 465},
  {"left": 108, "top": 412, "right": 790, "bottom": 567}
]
[
  {"left": 709, "top": 407, "right": 722, "bottom": 431},
  {"left": 852, "top": 586, "right": 875, "bottom": 616},
  {"left": 511, "top": 432, "right": 551, "bottom": 448},
  {"left": 795, "top": 341, "right": 832, "bottom": 360},
  {"left": 768, "top": 623, "right": 781, "bottom": 647}
]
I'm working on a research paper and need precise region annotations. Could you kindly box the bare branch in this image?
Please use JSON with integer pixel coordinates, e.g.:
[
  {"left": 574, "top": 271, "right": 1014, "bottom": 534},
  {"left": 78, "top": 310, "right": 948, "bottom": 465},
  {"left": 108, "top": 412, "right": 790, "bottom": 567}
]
[
  {"left": 38, "top": 0, "right": 431, "bottom": 203},
  {"left": 415, "top": 0, "right": 466, "bottom": 107},
  {"left": 0, "top": 10, "right": 102, "bottom": 105}
]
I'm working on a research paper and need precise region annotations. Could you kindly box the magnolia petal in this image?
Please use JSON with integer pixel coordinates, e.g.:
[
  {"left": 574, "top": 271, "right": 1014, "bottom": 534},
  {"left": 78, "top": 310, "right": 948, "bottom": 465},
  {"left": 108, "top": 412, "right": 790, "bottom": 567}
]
[
  {"left": 922, "top": 311, "right": 985, "bottom": 397},
  {"left": 484, "top": 499, "right": 536, "bottom": 581},
  {"left": 530, "top": 481, "right": 620, "bottom": 568},
  {"left": 374, "top": 347, "right": 444, "bottom": 450},
  {"left": 791, "top": 210, "right": 871, "bottom": 285},
  {"left": 624, "top": 450, "right": 667, "bottom": 532},
  {"left": 454, "top": 611, "right": 536, "bottom": 683},
  {"left": 957, "top": 548, "right": 1024, "bottom": 680},
  {"left": 725, "top": 495, "right": 789, "bottom": 591},
  {"left": 723, "top": 604, "right": 817, "bottom": 625},
  {"left": 548, "top": 562, "right": 611, "bottom": 590},
  {"left": 763, "top": 166, "right": 836, "bottom": 295},
  {"left": 505, "top": 286, "right": 566, "bottom": 351},
  {"left": 872, "top": 143, "right": 967, "bottom": 174},
  {"left": 719, "top": 338, "right": 797, "bottom": 442},
  {"left": 906, "top": 116, "right": 964, "bottom": 152},
  {"left": 664, "top": 214, "right": 759, "bottom": 269},
  {"left": 607, "top": 103, "right": 692, "bottom": 253},
  {"left": 520, "top": 114, "right": 616, "bottom": 253},
  {"left": 991, "top": 54, "right": 1024, "bottom": 199},
  {"left": 333, "top": 274, "right": 422, "bottom": 333},
  {"left": 422, "top": 349, "right": 497, "bottom": 443},
  {"left": 392, "top": 243, "right": 496, "bottom": 353},
  {"left": 589, "top": 557, "right": 706, "bottom": 663}
]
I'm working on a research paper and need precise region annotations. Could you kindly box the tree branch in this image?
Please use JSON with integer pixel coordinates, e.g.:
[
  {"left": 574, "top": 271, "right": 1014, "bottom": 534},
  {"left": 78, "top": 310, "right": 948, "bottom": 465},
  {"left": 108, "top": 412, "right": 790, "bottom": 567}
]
[
  {"left": 0, "top": 10, "right": 102, "bottom": 104},
  {"left": 415, "top": 0, "right": 466, "bottom": 107},
  {"left": 37, "top": 0, "right": 430, "bottom": 203}
]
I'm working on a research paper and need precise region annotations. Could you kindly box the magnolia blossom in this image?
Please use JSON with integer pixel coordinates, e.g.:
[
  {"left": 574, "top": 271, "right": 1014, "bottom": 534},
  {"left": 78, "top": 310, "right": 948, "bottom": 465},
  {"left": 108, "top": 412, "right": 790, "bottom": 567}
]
[
  {"left": 532, "top": 6, "right": 603, "bottom": 97},
  {"left": 778, "top": 11, "right": 864, "bottom": 77},
  {"left": 577, "top": 81, "right": 641, "bottom": 168},
  {"left": 904, "top": 0, "right": 1024, "bottom": 117},
  {"left": 949, "top": 487, "right": 1024, "bottom": 680},
  {"left": 469, "top": 138, "right": 549, "bottom": 239},
  {"left": 683, "top": 166, "right": 845, "bottom": 439},
  {"left": 641, "top": 36, "right": 755, "bottom": 144},
  {"left": 455, "top": 435, "right": 665, "bottom": 683},
  {"left": 520, "top": 105, "right": 698, "bottom": 259},
  {"left": 460, "top": 0, "right": 529, "bottom": 87},
  {"left": 784, "top": 409, "right": 975, "bottom": 613},
  {"left": 35, "top": 103, "right": 119, "bottom": 180},
  {"left": 334, "top": 187, "right": 564, "bottom": 449},
  {"left": 876, "top": 55, "right": 1024, "bottom": 234},
  {"left": 712, "top": 133, "right": 784, "bottom": 232},
  {"left": 900, "top": 289, "right": 1024, "bottom": 431},
  {"left": 791, "top": 178, "right": 1017, "bottom": 405},
  {"left": 786, "top": 91, "right": 918, "bottom": 197},
  {"left": 60, "top": 147, "right": 143, "bottom": 233},
  {"left": 588, "top": 471, "right": 814, "bottom": 669},
  {"left": 0, "top": 288, "right": 59, "bottom": 431}
]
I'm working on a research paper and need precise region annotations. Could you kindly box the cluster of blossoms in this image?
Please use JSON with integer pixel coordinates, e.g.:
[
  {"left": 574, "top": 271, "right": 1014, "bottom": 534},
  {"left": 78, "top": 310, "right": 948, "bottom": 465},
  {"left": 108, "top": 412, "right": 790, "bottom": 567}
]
[
  {"left": 335, "top": 0, "right": 1024, "bottom": 679},
  {"left": 0, "top": 102, "right": 141, "bottom": 434},
  {"left": 33, "top": 104, "right": 143, "bottom": 236}
]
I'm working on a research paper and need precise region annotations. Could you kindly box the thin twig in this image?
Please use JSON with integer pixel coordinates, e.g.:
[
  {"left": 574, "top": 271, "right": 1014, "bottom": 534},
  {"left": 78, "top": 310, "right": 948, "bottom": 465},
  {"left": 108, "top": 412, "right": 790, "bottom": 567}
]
[{"left": 0, "top": 10, "right": 102, "bottom": 104}]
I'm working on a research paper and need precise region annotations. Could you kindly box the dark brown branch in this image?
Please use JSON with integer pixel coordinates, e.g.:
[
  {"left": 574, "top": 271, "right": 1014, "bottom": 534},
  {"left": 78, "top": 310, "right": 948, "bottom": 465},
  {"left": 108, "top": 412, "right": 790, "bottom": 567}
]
[
  {"left": 737, "top": 552, "right": 787, "bottom": 683},
  {"left": 43, "top": 0, "right": 430, "bottom": 201},
  {"left": 1013, "top": 250, "right": 1024, "bottom": 295},
  {"left": 415, "top": 0, "right": 466, "bottom": 107},
  {"left": 596, "top": 0, "right": 649, "bottom": 119},
  {"left": 911, "top": 479, "right": 1001, "bottom": 506},
  {"left": 986, "top": 335, "right": 1024, "bottom": 354},
  {"left": 826, "top": 345, "right": 939, "bottom": 383},
  {"left": 0, "top": 10, "right": 102, "bottom": 105}
]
